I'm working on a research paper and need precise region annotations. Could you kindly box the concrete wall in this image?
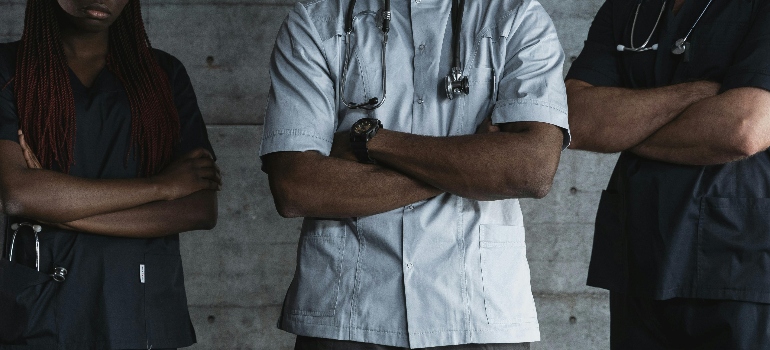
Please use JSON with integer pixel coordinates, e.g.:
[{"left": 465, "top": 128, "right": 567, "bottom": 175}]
[{"left": 0, "top": 0, "right": 618, "bottom": 349}]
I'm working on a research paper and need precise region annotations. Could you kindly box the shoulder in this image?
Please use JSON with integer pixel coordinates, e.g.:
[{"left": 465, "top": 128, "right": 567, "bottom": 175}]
[
  {"left": 285, "top": 0, "right": 350, "bottom": 41},
  {"left": 151, "top": 48, "right": 186, "bottom": 78},
  {"left": 0, "top": 41, "right": 20, "bottom": 83}
]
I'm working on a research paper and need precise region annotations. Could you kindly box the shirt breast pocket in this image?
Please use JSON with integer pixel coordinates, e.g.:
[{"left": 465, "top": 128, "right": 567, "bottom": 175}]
[
  {"left": 686, "top": 21, "right": 750, "bottom": 81},
  {"left": 462, "top": 30, "right": 504, "bottom": 133}
]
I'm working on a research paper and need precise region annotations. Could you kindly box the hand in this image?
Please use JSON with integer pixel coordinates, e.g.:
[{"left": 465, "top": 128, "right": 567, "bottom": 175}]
[
  {"left": 18, "top": 130, "right": 42, "bottom": 169},
  {"left": 329, "top": 131, "right": 358, "bottom": 162},
  {"left": 151, "top": 148, "right": 222, "bottom": 200},
  {"left": 476, "top": 117, "right": 500, "bottom": 134}
]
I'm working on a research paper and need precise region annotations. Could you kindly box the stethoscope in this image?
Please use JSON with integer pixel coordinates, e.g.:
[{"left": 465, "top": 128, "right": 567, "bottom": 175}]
[
  {"left": 340, "top": 0, "right": 470, "bottom": 110},
  {"left": 7, "top": 222, "right": 68, "bottom": 282},
  {"left": 617, "top": 0, "right": 714, "bottom": 55}
]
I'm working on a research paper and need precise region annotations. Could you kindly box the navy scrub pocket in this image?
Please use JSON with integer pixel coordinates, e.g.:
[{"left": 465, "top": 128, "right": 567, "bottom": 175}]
[
  {"left": 697, "top": 197, "right": 770, "bottom": 301},
  {"left": 586, "top": 190, "right": 628, "bottom": 293},
  {"left": 0, "top": 260, "right": 56, "bottom": 345}
]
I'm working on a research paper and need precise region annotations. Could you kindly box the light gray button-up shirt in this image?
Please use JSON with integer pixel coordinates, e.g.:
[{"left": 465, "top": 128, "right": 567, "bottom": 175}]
[{"left": 260, "top": 0, "right": 568, "bottom": 347}]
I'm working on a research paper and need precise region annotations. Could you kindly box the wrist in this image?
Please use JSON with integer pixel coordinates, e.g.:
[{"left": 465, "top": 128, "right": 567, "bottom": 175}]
[
  {"left": 350, "top": 118, "right": 383, "bottom": 164},
  {"left": 683, "top": 81, "right": 720, "bottom": 101},
  {"left": 145, "top": 177, "right": 171, "bottom": 201}
]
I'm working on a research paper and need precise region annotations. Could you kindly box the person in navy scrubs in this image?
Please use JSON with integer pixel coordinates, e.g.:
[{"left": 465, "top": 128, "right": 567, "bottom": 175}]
[
  {"left": 0, "top": 0, "right": 220, "bottom": 349},
  {"left": 567, "top": 0, "right": 770, "bottom": 348}
]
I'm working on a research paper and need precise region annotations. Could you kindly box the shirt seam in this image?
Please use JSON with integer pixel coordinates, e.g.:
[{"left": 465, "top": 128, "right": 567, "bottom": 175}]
[
  {"left": 262, "top": 129, "right": 333, "bottom": 144},
  {"left": 285, "top": 320, "right": 539, "bottom": 335},
  {"left": 495, "top": 98, "right": 567, "bottom": 115}
]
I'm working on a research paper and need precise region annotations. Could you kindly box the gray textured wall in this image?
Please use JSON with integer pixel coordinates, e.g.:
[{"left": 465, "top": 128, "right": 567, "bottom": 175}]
[{"left": 0, "top": 0, "right": 617, "bottom": 349}]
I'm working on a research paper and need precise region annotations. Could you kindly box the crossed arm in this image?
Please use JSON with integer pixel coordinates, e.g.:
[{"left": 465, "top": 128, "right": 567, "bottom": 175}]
[
  {"left": 262, "top": 120, "right": 564, "bottom": 219},
  {"left": 0, "top": 135, "right": 221, "bottom": 238},
  {"left": 566, "top": 79, "right": 770, "bottom": 165}
]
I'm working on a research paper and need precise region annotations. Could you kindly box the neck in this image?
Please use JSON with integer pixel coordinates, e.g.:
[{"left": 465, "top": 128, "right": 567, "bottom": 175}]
[
  {"left": 60, "top": 28, "right": 109, "bottom": 61},
  {"left": 673, "top": 0, "right": 686, "bottom": 15}
]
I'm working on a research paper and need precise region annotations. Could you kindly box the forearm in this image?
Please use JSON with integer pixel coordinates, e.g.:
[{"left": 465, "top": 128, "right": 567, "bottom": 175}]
[
  {"left": 264, "top": 152, "right": 442, "bottom": 218},
  {"left": 367, "top": 123, "right": 563, "bottom": 201},
  {"left": 0, "top": 142, "right": 219, "bottom": 223},
  {"left": 60, "top": 190, "right": 218, "bottom": 238},
  {"left": 0, "top": 165, "right": 166, "bottom": 224},
  {"left": 631, "top": 87, "right": 770, "bottom": 165},
  {"left": 566, "top": 79, "right": 720, "bottom": 152}
]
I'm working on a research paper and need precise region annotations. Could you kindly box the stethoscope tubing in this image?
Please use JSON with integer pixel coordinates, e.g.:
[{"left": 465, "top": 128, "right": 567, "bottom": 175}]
[{"left": 620, "top": 0, "right": 716, "bottom": 54}]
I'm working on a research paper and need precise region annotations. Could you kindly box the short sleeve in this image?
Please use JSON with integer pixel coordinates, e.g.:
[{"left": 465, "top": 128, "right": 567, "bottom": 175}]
[
  {"left": 491, "top": 0, "right": 570, "bottom": 149},
  {"left": 721, "top": 2, "right": 770, "bottom": 92},
  {"left": 259, "top": 3, "right": 337, "bottom": 159},
  {"left": 156, "top": 51, "right": 216, "bottom": 160},
  {"left": 565, "top": 0, "right": 622, "bottom": 88},
  {"left": 0, "top": 43, "right": 19, "bottom": 144}
]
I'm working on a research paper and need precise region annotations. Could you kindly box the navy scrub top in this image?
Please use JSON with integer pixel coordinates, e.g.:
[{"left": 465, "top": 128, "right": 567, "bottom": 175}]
[
  {"left": 0, "top": 41, "right": 214, "bottom": 349},
  {"left": 567, "top": 0, "right": 770, "bottom": 303}
]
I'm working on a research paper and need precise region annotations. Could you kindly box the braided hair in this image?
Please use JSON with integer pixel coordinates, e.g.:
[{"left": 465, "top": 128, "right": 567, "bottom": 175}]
[{"left": 14, "top": 0, "right": 180, "bottom": 176}]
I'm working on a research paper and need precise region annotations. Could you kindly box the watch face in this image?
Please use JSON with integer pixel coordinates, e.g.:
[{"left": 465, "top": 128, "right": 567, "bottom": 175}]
[{"left": 353, "top": 120, "right": 374, "bottom": 134}]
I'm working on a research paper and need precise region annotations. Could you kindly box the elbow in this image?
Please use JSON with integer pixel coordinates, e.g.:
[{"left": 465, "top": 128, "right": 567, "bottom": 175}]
[
  {"left": 517, "top": 175, "right": 554, "bottom": 199},
  {"left": 199, "top": 210, "right": 218, "bottom": 230},
  {"left": 0, "top": 188, "right": 25, "bottom": 217},
  {"left": 193, "top": 192, "right": 218, "bottom": 230},
  {"left": 493, "top": 168, "right": 555, "bottom": 200},
  {"left": 269, "top": 178, "right": 308, "bottom": 219},
  {"left": 526, "top": 180, "right": 553, "bottom": 199},
  {"left": 274, "top": 198, "right": 304, "bottom": 218},
  {"left": 728, "top": 121, "right": 769, "bottom": 159}
]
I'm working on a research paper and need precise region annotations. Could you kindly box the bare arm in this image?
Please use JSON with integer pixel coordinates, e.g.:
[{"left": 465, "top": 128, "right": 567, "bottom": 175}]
[
  {"left": 566, "top": 79, "right": 720, "bottom": 153},
  {"left": 57, "top": 190, "right": 218, "bottom": 238},
  {"left": 0, "top": 139, "right": 220, "bottom": 223},
  {"left": 630, "top": 87, "right": 770, "bottom": 165},
  {"left": 262, "top": 151, "right": 442, "bottom": 219},
  {"left": 366, "top": 121, "right": 564, "bottom": 201}
]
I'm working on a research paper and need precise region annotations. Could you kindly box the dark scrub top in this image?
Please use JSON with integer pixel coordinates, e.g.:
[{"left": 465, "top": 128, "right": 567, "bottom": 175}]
[
  {"left": 567, "top": 0, "right": 770, "bottom": 303},
  {"left": 0, "top": 41, "right": 214, "bottom": 349}
]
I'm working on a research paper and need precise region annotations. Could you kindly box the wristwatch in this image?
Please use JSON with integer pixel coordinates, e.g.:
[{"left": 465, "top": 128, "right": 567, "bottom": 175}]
[{"left": 350, "top": 118, "right": 383, "bottom": 164}]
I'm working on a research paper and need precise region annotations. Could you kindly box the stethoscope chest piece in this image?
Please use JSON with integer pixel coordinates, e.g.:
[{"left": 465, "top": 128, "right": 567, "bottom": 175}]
[
  {"left": 671, "top": 38, "right": 688, "bottom": 55},
  {"left": 445, "top": 67, "right": 469, "bottom": 100}
]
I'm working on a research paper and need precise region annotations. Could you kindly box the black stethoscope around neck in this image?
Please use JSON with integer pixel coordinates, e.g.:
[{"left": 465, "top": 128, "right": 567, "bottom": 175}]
[
  {"left": 340, "top": 0, "right": 469, "bottom": 110},
  {"left": 617, "top": 0, "right": 714, "bottom": 55}
]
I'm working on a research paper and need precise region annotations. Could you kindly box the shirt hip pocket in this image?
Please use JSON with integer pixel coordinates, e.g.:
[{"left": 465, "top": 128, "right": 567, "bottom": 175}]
[
  {"left": 479, "top": 224, "right": 536, "bottom": 324},
  {"left": 287, "top": 219, "right": 347, "bottom": 318}
]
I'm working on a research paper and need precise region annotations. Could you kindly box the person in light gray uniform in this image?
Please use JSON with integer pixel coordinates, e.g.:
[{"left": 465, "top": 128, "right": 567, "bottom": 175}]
[{"left": 261, "top": 0, "right": 569, "bottom": 348}]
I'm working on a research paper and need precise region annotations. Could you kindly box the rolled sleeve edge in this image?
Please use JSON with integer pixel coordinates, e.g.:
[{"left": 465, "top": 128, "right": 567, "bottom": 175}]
[
  {"left": 492, "top": 99, "right": 571, "bottom": 149},
  {"left": 722, "top": 69, "right": 770, "bottom": 92},
  {"left": 259, "top": 129, "right": 333, "bottom": 157}
]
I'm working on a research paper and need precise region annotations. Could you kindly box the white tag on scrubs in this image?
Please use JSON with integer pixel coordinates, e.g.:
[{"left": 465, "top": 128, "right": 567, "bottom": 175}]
[{"left": 140, "top": 264, "right": 145, "bottom": 283}]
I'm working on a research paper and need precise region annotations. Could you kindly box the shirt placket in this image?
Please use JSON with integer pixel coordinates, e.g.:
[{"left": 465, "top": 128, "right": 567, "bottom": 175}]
[{"left": 403, "top": 0, "right": 451, "bottom": 346}]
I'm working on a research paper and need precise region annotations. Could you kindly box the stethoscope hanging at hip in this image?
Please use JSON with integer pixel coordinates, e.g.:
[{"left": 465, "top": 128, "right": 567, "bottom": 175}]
[
  {"left": 8, "top": 223, "right": 67, "bottom": 282},
  {"left": 617, "top": 0, "right": 715, "bottom": 56},
  {"left": 340, "top": 0, "right": 470, "bottom": 110}
]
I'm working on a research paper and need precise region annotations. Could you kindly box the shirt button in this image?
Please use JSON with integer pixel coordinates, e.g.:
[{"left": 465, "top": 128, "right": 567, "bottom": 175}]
[
  {"left": 417, "top": 99, "right": 424, "bottom": 104},
  {"left": 418, "top": 44, "right": 426, "bottom": 51},
  {"left": 406, "top": 204, "right": 414, "bottom": 210},
  {"left": 414, "top": 0, "right": 421, "bottom": 3},
  {"left": 406, "top": 263, "right": 414, "bottom": 269}
]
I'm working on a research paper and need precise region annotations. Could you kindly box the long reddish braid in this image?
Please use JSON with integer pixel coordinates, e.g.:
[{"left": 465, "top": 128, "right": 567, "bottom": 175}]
[{"left": 15, "top": 0, "right": 180, "bottom": 176}]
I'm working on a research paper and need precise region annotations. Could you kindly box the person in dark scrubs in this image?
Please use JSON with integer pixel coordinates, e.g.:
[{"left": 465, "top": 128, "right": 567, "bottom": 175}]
[
  {"left": 0, "top": 0, "right": 220, "bottom": 349},
  {"left": 566, "top": 0, "right": 770, "bottom": 348}
]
